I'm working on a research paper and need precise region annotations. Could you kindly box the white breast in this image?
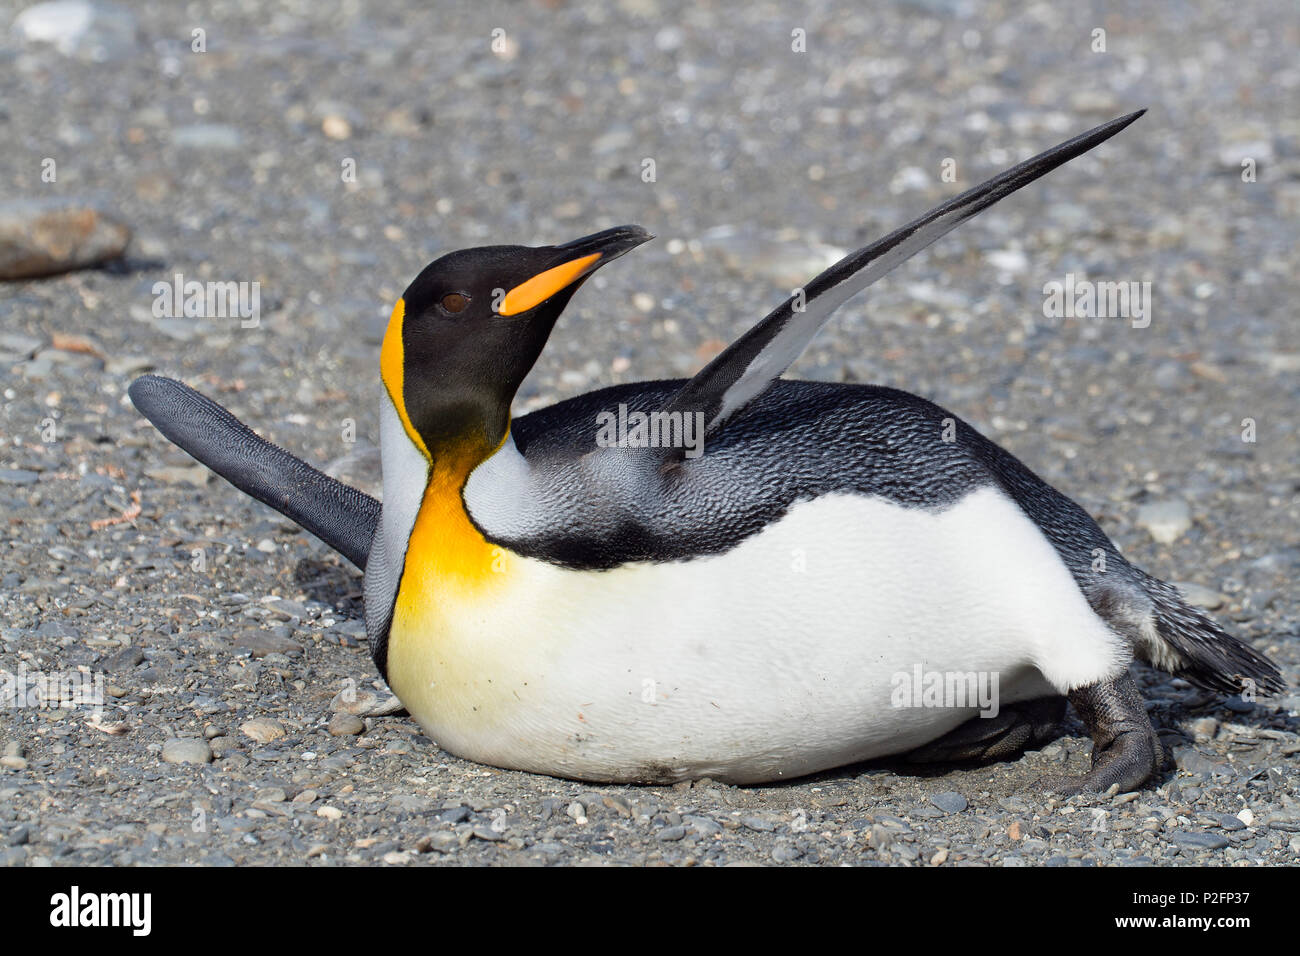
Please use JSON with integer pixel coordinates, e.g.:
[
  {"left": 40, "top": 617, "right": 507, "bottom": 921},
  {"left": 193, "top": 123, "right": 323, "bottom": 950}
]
[
  {"left": 363, "top": 394, "right": 429, "bottom": 651},
  {"left": 385, "top": 481, "right": 1128, "bottom": 784}
]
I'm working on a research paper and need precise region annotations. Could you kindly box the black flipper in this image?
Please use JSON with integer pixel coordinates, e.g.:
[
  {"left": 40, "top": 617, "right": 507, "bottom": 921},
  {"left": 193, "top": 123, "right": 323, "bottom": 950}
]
[
  {"left": 662, "top": 110, "right": 1146, "bottom": 443},
  {"left": 128, "top": 374, "right": 379, "bottom": 570}
]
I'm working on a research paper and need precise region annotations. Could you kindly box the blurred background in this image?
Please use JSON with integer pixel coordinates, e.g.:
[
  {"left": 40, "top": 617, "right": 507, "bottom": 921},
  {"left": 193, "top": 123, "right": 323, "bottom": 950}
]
[{"left": 0, "top": 0, "right": 1296, "bottom": 865}]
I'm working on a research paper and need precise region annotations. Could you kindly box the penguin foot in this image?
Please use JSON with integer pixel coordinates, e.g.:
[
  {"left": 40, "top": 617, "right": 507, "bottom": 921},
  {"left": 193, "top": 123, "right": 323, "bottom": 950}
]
[
  {"left": 1054, "top": 670, "right": 1164, "bottom": 795},
  {"left": 905, "top": 696, "right": 1066, "bottom": 764}
]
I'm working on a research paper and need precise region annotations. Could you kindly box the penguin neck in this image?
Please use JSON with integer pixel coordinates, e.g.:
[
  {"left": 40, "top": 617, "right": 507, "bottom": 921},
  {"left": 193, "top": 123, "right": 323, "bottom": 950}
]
[{"left": 393, "top": 421, "right": 511, "bottom": 594}]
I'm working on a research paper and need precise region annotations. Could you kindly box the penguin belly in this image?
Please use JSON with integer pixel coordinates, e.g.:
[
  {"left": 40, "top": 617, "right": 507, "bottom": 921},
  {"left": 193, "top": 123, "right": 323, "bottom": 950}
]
[{"left": 385, "top": 485, "right": 1129, "bottom": 784}]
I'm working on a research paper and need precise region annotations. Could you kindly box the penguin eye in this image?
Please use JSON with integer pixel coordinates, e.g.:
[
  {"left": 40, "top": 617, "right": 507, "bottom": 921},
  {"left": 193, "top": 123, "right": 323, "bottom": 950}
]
[{"left": 440, "top": 292, "right": 470, "bottom": 314}]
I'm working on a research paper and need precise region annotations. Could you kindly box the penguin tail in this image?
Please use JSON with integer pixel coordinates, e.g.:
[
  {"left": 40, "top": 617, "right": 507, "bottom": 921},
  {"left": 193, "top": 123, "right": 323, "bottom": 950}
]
[{"left": 1098, "top": 569, "right": 1286, "bottom": 698}]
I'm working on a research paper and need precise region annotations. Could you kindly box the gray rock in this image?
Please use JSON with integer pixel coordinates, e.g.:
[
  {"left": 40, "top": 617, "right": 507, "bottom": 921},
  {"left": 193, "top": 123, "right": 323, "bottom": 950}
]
[
  {"left": 684, "top": 814, "right": 722, "bottom": 838},
  {"left": 1262, "top": 812, "right": 1300, "bottom": 832},
  {"left": 233, "top": 630, "right": 303, "bottom": 658},
  {"left": 1170, "top": 830, "right": 1229, "bottom": 850},
  {"left": 327, "top": 713, "right": 365, "bottom": 736},
  {"left": 1172, "top": 746, "right": 1233, "bottom": 778},
  {"left": 328, "top": 687, "right": 404, "bottom": 716},
  {"left": 771, "top": 842, "right": 802, "bottom": 862},
  {"left": 930, "top": 792, "right": 968, "bottom": 814},
  {"left": 161, "top": 738, "right": 212, "bottom": 765},
  {"left": 103, "top": 645, "right": 144, "bottom": 672},
  {"left": 423, "top": 832, "right": 459, "bottom": 853}
]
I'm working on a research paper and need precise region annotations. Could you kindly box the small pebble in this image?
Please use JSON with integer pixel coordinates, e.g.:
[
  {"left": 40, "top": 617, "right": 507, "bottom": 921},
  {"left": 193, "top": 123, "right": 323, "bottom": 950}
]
[
  {"left": 1170, "top": 830, "right": 1229, "bottom": 850},
  {"left": 161, "top": 738, "right": 212, "bottom": 765},
  {"left": 930, "top": 792, "right": 968, "bottom": 814},
  {"left": 322, "top": 115, "right": 352, "bottom": 140},
  {"left": 240, "top": 718, "right": 286, "bottom": 743},
  {"left": 423, "top": 832, "right": 459, "bottom": 854},
  {"left": 327, "top": 713, "right": 365, "bottom": 736},
  {"left": 234, "top": 630, "right": 304, "bottom": 658}
]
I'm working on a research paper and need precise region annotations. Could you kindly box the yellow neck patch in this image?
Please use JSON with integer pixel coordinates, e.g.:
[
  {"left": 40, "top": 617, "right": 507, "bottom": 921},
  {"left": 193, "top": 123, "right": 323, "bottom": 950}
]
[
  {"left": 380, "top": 297, "right": 431, "bottom": 461},
  {"left": 394, "top": 436, "right": 512, "bottom": 624}
]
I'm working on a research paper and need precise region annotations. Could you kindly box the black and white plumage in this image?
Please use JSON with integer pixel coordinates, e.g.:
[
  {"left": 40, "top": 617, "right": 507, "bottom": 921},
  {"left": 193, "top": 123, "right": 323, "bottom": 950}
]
[{"left": 129, "top": 111, "right": 1283, "bottom": 792}]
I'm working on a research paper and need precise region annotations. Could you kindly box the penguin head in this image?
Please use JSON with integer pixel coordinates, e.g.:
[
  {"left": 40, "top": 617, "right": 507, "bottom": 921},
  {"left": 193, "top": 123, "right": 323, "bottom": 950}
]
[{"left": 380, "top": 225, "right": 652, "bottom": 461}]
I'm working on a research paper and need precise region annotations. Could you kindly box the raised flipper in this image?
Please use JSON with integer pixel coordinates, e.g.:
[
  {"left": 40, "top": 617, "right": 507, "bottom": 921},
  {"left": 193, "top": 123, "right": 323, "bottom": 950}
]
[
  {"left": 661, "top": 110, "right": 1145, "bottom": 444},
  {"left": 128, "top": 374, "right": 379, "bottom": 570},
  {"left": 905, "top": 697, "right": 1066, "bottom": 764}
]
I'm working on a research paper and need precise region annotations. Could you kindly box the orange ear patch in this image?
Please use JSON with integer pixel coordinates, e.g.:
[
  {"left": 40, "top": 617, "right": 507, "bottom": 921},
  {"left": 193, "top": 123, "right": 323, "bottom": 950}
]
[
  {"left": 380, "top": 297, "right": 431, "bottom": 461},
  {"left": 499, "top": 253, "right": 601, "bottom": 316}
]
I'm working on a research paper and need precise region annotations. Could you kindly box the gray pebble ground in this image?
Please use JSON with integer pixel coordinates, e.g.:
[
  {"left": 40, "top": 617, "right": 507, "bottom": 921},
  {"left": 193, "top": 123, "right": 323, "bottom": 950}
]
[{"left": 1, "top": 0, "right": 1298, "bottom": 866}]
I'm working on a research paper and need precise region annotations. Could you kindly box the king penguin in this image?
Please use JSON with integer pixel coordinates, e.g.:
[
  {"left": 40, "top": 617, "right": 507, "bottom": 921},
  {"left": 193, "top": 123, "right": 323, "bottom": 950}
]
[{"left": 130, "top": 110, "right": 1284, "bottom": 793}]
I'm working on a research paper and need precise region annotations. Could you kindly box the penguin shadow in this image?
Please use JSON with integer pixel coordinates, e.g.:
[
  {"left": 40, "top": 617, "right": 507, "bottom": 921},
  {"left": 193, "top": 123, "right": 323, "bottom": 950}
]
[
  {"left": 762, "top": 697, "right": 1093, "bottom": 794},
  {"left": 775, "top": 740, "right": 1084, "bottom": 796}
]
